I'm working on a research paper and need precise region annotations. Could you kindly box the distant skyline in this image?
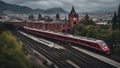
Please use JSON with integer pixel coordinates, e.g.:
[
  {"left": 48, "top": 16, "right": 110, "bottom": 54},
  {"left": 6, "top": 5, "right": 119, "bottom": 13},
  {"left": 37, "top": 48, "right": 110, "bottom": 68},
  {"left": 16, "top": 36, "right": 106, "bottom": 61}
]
[{"left": 1, "top": 0, "right": 120, "bottom": 12}]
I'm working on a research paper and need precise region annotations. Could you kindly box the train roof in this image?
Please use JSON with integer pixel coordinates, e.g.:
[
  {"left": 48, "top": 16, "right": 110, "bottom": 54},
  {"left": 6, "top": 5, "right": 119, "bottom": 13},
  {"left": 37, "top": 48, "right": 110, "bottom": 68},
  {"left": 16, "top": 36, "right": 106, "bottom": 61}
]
[{"left": 24, "top": 26, "right": 100, "bottom": 43}]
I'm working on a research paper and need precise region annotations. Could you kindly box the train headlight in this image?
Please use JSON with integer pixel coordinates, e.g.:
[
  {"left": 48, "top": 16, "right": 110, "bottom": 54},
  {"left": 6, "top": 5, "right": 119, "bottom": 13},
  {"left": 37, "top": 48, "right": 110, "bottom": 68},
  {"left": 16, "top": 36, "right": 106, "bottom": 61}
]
[{"left": 104, "top": 46, "right": 108, "bottom": 49}]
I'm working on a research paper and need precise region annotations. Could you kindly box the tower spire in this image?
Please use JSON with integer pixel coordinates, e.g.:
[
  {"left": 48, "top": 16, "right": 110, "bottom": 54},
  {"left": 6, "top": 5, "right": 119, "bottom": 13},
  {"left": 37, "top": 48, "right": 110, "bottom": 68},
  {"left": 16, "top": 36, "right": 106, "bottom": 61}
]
[
  {"left": 112, "top": 12, "right": 117, "bottom": 24},
  {"left": 38, "top": 13, "right": 42, "bottom": 20},
  {"left": 118, "top": 4, "right": 120, "bottom": 17},
  {"left": 29, "top": 14, "right": 34, "bottom": 20},
  {"left": 56, "top": 13, "right": 60, "bottom": 19},
  {"left": 70, "top": 6, "right": 76, "bottom": 14},
  {"left": 85, "top": 13, "right": 89, "bottom": 21},
  {"left": 85, "top": 13, "right": 89, "bottom": 19}
]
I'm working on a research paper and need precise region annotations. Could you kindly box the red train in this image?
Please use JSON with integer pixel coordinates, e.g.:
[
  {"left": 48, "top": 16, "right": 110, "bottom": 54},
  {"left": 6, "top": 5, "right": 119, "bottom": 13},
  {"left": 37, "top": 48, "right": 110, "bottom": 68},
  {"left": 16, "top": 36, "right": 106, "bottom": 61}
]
[
  {"left": 24, "top": 26, "right": 110, "bottom": 54},
  {"left": 8, "top": 21, "right": 110, "bottom": 54}
]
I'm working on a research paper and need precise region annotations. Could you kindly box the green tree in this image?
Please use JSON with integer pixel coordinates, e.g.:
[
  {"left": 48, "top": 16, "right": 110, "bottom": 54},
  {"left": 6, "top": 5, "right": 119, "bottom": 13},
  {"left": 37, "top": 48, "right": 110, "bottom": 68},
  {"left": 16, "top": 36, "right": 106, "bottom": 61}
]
[
  {"left": 73, "top": 19, "right": 120, "bottom": 57},
  {"left": 0, "top": 23, "right": 7, "bottom": 33},
  {"left": 0, "top": 24, "right": 31, "bottom": 68},
  {"left": 73, "top": 23, "right": 84, "bottom": 35},
  {"left": 112, "top": 12, "right": 117, "bottom": 25},
  {"left": 85, "top": 25, "right": 98, "bottom": 37},
  {"left": 0, "top": 32, "right": 31, "bottom": 68}
]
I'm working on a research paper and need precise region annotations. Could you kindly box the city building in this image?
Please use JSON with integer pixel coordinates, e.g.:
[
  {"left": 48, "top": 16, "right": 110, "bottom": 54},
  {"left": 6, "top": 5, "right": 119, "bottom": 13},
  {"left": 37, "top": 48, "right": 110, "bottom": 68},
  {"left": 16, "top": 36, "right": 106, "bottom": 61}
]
[
  {"left": 9, "top": 6, "right": 93, "bottom": 32},
  {"left": 26, "top": 6, "right": 79, "bottom": 32}
]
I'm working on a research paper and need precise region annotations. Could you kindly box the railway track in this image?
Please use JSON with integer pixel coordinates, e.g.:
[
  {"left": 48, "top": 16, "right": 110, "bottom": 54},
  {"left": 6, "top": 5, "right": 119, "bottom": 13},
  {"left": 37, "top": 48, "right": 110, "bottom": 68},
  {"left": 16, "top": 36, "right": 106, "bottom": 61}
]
[
  {"left": 12, "top": 31, "right": 116, "bottom": 68},
  {"left": 53, "top": 40, "right": 117, "bottom": 68},
  {"left": 12, "top": 31, "right": 75, "bottom": 68},
  {"left": 33, "top": 32, "right": 117, "bottom": 68},
  {"left": 65, "top": 46, "right": 114, "bottom": 68}
]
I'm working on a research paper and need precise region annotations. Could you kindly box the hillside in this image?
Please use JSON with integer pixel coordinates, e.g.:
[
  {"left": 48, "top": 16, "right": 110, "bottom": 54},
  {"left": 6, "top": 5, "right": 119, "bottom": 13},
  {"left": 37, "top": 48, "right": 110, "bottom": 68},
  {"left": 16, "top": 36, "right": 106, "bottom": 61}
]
[{"left": 0, "top": 1, "right": 67, "bottom": 14}]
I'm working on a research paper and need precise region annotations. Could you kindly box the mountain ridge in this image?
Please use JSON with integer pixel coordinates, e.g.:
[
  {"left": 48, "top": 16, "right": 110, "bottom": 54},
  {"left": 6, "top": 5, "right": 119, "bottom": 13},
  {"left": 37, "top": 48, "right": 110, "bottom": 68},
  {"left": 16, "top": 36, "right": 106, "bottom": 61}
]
[{"left": 0, "top": 1, "right": 67, "bottom": 14}]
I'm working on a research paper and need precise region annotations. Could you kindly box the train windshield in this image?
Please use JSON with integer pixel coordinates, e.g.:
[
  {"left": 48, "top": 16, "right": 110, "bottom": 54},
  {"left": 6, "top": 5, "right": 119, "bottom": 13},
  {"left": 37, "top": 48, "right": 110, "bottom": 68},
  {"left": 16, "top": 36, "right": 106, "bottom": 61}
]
[{"left": 100, "top": 41, "right": 107, "bottom": 46}]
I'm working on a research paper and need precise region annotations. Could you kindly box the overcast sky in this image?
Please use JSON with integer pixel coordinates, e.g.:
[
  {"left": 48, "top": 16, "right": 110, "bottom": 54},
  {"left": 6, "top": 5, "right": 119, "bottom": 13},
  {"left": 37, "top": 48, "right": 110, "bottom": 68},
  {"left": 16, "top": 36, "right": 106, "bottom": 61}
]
[{"left": 1, "top": 0, "right": 120, "bottom": 12}]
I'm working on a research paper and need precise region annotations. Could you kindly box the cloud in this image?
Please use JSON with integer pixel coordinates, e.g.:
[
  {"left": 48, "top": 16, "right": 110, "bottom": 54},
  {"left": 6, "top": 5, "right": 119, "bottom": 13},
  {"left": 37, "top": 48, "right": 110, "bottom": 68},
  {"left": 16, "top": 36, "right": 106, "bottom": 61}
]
[{"left": 2, "top": 0, "right": 120, "bottom": 12}]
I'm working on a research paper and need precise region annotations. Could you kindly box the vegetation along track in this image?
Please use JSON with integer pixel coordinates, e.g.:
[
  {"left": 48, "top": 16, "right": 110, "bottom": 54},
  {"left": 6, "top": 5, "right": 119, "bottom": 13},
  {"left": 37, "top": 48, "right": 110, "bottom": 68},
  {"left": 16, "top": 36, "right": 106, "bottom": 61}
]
[{"left": 12, "top": 31, "right": 116, "bottom": 68}]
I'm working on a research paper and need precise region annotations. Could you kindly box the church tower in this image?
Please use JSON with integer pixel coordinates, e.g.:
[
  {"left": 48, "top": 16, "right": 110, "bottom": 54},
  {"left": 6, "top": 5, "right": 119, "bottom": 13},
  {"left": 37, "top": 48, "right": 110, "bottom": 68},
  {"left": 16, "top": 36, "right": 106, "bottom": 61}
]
[
  {"left": 38, "top": 13, "right": 42, "bottom": 20},
  {"left": 29, "top": 14, "right": 34, "bottom": 21},
  {"left": 68, "top": 6, "right": 79, "bottom": 27},
  {"left": 85, "top": 13, "right": 89, "bottom": 21},
  {"left": 56, "top": 13, "right": 60, "bottom": 19}
]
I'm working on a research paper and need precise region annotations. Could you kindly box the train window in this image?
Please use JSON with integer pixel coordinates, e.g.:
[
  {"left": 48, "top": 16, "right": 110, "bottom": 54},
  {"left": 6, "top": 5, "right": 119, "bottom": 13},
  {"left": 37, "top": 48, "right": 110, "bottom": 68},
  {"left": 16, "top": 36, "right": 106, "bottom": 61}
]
[{"left": 100, "top": 41, "right": 107, "bottom": 46}]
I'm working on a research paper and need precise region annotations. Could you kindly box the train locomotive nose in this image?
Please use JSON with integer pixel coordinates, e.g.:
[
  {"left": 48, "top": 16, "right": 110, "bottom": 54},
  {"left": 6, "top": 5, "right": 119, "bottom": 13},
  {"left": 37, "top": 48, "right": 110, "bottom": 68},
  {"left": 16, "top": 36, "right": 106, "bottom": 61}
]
[{"left": 103, "top": 46, "right": 110, "bottom": 54}]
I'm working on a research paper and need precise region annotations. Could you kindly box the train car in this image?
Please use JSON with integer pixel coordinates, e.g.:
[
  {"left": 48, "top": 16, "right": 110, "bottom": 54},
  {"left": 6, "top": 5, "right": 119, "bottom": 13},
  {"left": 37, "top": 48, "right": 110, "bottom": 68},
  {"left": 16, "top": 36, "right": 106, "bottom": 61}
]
[{"left": 24, "top": 26, "right": 110, "bottom": 54}]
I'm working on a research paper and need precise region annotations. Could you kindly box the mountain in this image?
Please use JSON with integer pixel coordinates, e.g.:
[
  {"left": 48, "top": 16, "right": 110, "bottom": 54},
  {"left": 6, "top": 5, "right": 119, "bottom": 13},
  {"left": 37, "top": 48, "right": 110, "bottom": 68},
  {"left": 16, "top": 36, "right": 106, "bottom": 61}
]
[
  {"left": 45, "top": 7, "right": 67, "bottom": 14},
  {"left": 0, "top": 1, "right": 67, "bottom": 14},
  {"left": 32, "top": 9, "right": 46, "bottom": 14},
  {"left": 0, "top": 1, "right": 32, "bottom": 14}
]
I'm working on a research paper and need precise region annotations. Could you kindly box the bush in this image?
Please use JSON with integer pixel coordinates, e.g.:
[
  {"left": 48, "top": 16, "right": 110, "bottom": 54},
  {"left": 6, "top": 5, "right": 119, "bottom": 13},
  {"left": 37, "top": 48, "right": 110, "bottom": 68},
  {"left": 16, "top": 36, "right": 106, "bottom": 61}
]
[
  {"left": 73, "top": 24, "right": 99, "bottom": 38},
  {"left": 0, "top": 24, "right": 31, "bottom": 68},
  {"left": 114, "top": 44, "right": 120, "bottom": 56}
]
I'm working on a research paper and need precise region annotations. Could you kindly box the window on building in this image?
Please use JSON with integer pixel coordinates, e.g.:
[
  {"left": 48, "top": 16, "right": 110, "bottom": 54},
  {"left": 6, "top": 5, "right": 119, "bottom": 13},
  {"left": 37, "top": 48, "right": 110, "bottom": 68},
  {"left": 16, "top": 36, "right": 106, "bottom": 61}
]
[
  {"left": 62, "top": 29, "right": 65, "bottom": 32},
  {"left": 73, "top": 22, "right": 76, "bottom": 25},
  {"left": 67, "top": 29, "right": 70, "bottom": 32}
]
